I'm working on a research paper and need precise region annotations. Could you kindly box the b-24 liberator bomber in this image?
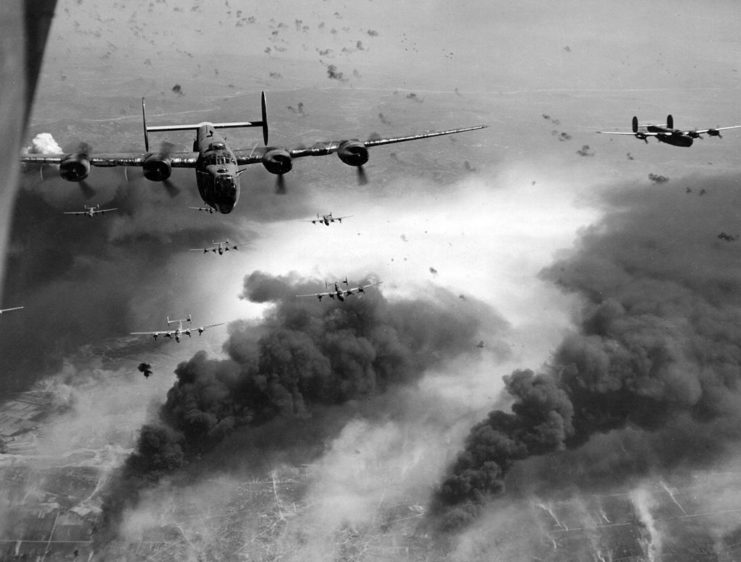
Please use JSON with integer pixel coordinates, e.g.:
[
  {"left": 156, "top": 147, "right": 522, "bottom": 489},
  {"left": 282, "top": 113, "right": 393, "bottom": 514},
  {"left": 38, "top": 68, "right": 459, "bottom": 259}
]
[
  {"left": 189, "top": 206, "right": 217, "bottom": 214},
  {"left": 63, "top": 203, "right": 117, "bottom": 217},
  {"left": 598, "top": 115, "right": 741, "bottom": 147},
  {"left": 306, "top": 212, "right": 352, "bottom": 226},
  {"left": 130, "top": 314, "right": 224, "bottom": 343},
  {"left": 190, "top": 240, "right": 239, "bottom": 255},
  {"left": 297, "top": 278, "right": 381, "bottom": 302},
  {"left": 20, "top": 92, "right": 486, "bottom": 214}
]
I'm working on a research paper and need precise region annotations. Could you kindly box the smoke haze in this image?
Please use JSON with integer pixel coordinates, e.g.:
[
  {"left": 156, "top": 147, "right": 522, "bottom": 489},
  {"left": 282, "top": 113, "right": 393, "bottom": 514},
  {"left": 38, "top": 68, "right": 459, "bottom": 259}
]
[{"left": 432, "top": 174, "right": 741, "bottom": 558}]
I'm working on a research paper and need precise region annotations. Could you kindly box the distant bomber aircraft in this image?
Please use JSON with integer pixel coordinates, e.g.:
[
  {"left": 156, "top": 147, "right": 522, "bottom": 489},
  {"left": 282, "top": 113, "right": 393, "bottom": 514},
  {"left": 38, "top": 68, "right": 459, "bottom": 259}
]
[
  {"left": 63, "top": 203, "right": 117, "bottom": 217},
  {"left": 20, "top": 92, "right": 487, "bottom": 214},
  {"left": 306, "top": 212, "right": 351, "bottom": 226},
  {"left": 0, "top": 306, "right": 23, "bottom": 315},
  {"left": 130, "top": 314, "right": 224, "bottom": 343},
  {"left": 598, "top": 115, "right": 741, "bottom": 147},
  {"left": 189, "top": 206, "right": 217, "bottom": 214},
  {"left": 190, "top": 240, "right": 238, "bottom": 255},
  {"left": 297, "top": 278, "right": 381, "bottom": 302}
]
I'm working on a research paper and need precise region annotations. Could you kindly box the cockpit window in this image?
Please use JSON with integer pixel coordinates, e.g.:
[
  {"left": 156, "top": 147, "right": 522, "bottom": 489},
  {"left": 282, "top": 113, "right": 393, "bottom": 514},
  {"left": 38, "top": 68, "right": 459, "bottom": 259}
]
[
  {"left": 216, "top": 174, "right": 236, "bottom": 191},
  {"left": 204, "top": 152, "right": 235, "bottom": 166}
]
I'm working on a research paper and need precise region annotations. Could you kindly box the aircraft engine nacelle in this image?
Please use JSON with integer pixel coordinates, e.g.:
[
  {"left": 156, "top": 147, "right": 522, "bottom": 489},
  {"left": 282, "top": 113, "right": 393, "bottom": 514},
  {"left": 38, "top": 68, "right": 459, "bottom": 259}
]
[
  {"left": 337, "top": 140, "right": 369, "bottom": 167},
  {"left": 261, "top": 148, "right": 292, "bottom": 175},
  {"left": 143, "top": 154, "right": 172, "bottom": 182},
  {"left": 59, "top": 154, "right": 91, "bottom": 182}
]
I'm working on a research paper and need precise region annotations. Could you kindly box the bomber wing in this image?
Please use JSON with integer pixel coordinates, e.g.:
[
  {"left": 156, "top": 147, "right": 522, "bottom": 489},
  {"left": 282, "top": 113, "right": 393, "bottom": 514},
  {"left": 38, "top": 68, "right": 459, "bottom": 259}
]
[
  {"left": 232, "top": 125, "right": 487, "bottom": 165},
  {"left": 0, "top": 306, "right": 24, "bottom": 314},
  {"left": 343, "top": 280, "right": 382, "bottom": 295},
  {"left": 297, "top": 290, "right": 333, "bottom": 298},
  {"left": 597, "top": 131, "right": 660, "bottom": 136},
  {"left": 690, "top": 125, "right": 741, "bottom": 135},
  {"left": 20, "top": 151, "right": 198, "bottom": 167}
]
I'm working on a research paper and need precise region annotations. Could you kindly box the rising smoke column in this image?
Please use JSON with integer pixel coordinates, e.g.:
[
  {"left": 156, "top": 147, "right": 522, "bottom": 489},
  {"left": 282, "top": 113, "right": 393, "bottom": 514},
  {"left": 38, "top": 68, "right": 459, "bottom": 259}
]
[
  {"left": 431, "top": 175, "right": 741, "bottom": 529},
  {"left": 100, "top": 271, "right": 503, "bottom": 539}
]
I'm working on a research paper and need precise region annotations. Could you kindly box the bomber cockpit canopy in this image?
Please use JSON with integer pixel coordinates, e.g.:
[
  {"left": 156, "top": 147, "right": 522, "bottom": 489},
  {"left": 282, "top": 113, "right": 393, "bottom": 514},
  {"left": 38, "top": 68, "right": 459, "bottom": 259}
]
[
  {"left": 203, "top": 152, "right": 235, "bottom": 166},
  {"left": 209, "top": 141, "right": 226, "bottom": 151}
]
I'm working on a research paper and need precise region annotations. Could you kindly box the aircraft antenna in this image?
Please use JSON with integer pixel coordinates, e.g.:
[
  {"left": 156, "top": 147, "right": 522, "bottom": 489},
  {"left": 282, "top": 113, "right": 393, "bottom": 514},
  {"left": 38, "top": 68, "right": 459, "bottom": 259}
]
[
  {"left": 261, "top": 91, "right": 269, "bottom": 145},
  {"left": 141, "top": 98, "right": 150, "bottom": 152}
]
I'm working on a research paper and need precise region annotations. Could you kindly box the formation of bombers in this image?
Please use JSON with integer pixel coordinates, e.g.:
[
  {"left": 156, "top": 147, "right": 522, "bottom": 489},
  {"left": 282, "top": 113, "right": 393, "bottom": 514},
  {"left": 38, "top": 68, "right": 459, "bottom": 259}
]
[
  {"left": 11, "top": 92, "right": 489, "bottom": 342},
  {"left": 13, "top": 91, "right": 741, "bottom": 353}
]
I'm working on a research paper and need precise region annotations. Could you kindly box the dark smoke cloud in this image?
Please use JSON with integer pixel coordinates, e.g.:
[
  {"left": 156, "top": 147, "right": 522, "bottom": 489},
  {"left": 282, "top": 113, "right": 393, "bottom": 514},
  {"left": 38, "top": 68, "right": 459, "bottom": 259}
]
[
  {"left": 431, "top": 175, "right": 741, "bottom": 530},
  {"left": 137, "top": 362, "right": 153, "bottom": 378},
  {"left": 1, "top": 170, "right": 246, "bottom": 397},
  {"left": 649, "top": 172, "right": 669, "bottom": 184},
  {"left": 325, "top": 64, "right": 347, "bottom": 82},
  {"left": 100, "top": 271, "right": 502, "bottom": 541}
]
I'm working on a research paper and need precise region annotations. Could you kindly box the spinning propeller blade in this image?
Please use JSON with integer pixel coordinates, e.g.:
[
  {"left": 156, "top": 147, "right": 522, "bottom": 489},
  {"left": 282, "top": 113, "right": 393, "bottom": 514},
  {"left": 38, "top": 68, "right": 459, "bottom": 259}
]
[{"left": 357, "top": 166, "right": 368, "bottom": 186}]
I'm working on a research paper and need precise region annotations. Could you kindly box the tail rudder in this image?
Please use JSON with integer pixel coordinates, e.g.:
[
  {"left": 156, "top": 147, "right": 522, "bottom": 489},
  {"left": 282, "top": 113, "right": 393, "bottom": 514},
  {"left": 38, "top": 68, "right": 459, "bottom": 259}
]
[
  {"left": 166, "top": 314, "right": 190, "bottom": 325},
  {"left": 632, "top": 116, "right": 638, "bottom": 133},
  {"left": 666, "top": 114, "right": 674, "bottom": 129}
]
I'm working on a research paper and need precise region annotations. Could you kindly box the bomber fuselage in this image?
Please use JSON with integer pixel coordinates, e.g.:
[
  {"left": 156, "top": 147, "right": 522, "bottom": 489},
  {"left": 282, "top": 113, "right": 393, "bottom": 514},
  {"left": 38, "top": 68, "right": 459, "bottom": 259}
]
[
  {"left": 194, "top": 124, "right": 240, "bottom": 213},
  {"left": 645, "top": 125, "right": 694, "bottom": 147}
]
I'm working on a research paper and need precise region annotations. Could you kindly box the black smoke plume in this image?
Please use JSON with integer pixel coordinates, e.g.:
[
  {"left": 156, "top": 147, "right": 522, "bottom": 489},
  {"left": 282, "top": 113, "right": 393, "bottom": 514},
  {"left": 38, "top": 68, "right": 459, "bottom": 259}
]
[
  {"left": 137, "top": 362, "right": 153, "bottom": 378},
  {"left": 326, "top": 64, "right": 347, "bottom": 82},
  {"left": 649, "top": 172, "right": 669, "bottom": 184},
  {"left": 431, "top": 175, "right": 741, "bottom": 530},
  {"left": 2, "top": 168, "right": 245, "bottom": 398},
  {"left": 100, "top": 271, "right": 501, "bottom": 540}
]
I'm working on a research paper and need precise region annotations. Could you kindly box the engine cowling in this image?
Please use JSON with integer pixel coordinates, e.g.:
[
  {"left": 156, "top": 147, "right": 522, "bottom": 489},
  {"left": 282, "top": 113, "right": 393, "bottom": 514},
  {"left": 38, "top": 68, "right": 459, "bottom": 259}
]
[
  {"left": 59, "top": 154, "right": 91, "bottom": 182},
  {"left": 337, "top": 140, "right": 369, "bottom": 167},
  {"left": 262, "top": 148, "right": 292, "bottom": 175},
  {"left": 143, "top": 153, "right": 172, "bottom": 182}
]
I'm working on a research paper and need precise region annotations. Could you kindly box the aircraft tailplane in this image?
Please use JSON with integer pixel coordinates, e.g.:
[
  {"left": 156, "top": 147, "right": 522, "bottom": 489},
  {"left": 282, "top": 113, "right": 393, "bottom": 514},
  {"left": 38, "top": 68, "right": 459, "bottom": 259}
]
[{"left": 141, "top": 92, "right": 269, "bottom": 149}]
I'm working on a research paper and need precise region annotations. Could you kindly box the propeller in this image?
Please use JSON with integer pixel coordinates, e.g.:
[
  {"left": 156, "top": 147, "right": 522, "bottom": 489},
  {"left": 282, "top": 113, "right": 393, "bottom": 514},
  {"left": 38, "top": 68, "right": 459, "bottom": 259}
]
[
  {"left": 126, "top": 141, "right": 182, "bottom": 197},
  {"left": 76, "top": 142, "right": 97, "bottom": 198},
  {"left": 78, "top": 179, "right": 96, "bottom": 199},
  {"left": 162, "top": 178, "right": 180, "bottom": 198},
  {"left": 275, "top": 174, "right": 287, "bottom": 194},
  {"left": 356, "top": 166, "right": 368, "bottom": 186},
  {"left": 159, "top": 141, "right": 181, "bottom": 197}
]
